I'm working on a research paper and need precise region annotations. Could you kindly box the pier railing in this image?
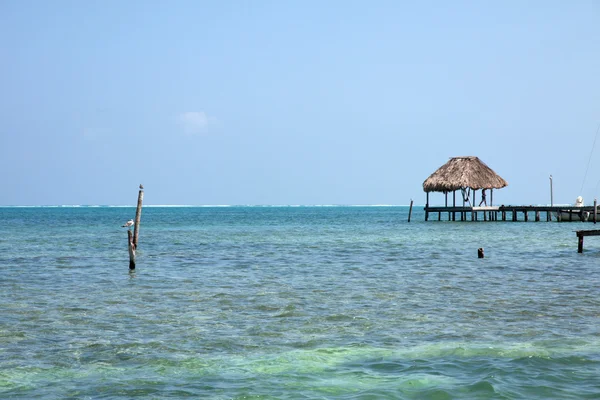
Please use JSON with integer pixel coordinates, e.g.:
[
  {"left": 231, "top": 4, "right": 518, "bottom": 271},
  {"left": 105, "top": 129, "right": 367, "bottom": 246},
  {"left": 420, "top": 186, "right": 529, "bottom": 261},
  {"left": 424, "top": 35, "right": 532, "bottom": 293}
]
[{"left": 424, "top": 205, "right": 599, "bottom": 222}]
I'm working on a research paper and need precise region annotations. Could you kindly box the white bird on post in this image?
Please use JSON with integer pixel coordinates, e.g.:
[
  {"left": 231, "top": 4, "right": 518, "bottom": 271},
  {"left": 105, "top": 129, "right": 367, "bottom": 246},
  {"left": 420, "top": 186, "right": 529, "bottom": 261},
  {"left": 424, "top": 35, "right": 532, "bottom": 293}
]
[{"left": 122, "top": 219, "right": 134, "bottom": 229}]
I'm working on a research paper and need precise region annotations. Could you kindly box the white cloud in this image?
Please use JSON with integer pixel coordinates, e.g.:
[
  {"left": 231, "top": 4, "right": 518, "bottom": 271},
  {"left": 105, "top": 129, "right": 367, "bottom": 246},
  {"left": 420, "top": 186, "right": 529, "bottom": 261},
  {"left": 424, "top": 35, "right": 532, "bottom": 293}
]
[{"left": 177, "top": 111, "right": 212, "bottom": 135}]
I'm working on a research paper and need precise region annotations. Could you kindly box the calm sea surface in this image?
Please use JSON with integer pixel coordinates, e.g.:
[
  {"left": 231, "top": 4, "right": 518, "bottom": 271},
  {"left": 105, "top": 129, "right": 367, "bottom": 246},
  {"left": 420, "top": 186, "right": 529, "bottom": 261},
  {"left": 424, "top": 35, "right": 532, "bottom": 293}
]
[{"left": 0, "top": 206, "right": 599, "bottom": 399}]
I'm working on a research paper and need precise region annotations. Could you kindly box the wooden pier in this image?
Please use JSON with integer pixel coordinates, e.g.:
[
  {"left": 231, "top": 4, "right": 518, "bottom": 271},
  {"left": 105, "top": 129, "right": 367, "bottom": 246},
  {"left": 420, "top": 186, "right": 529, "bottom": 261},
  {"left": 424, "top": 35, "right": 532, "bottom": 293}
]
[
  {"left": 576, "top": 229, "right": 600, "bottom": 253},
  {"left": 424, "top": 205, "right": 598, "bottom": 222}
]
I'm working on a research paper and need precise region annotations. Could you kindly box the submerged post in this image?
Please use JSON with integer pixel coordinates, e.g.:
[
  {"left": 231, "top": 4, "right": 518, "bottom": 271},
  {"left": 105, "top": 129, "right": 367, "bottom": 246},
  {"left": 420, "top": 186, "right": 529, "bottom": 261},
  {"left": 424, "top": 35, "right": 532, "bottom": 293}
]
[
  {"left": 128, "top": 230, "right": 136, "bottom": 269},
  {"left": 408, "top": 199, "right": 414, "bottom": 222},
  {"left": 133, "top": 184, "right": 144, "bottom": 249}
]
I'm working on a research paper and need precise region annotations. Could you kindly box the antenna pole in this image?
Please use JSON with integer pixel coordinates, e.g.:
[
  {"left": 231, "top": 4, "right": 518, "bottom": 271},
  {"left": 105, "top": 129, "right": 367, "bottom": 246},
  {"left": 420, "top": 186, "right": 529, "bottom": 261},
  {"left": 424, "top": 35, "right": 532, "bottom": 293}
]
[{"left": 550, "top": 175, "right": 553, "bottom": 207}]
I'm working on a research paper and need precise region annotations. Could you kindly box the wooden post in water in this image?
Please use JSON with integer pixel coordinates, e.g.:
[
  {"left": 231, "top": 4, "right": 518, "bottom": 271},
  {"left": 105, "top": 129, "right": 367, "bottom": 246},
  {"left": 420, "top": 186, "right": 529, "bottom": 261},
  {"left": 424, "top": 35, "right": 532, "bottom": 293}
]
[
  {"left": 128, "top": 230, "right": 136, "bottom": 269},
  {"left": 595, "top": 199, "right": 597, "bottom": 224},
  {"left": 133, "top": 184, "right": 144, "bottom": 249},
  {"left": 408, "top": 199, "right": 414, "bottom": 222}
]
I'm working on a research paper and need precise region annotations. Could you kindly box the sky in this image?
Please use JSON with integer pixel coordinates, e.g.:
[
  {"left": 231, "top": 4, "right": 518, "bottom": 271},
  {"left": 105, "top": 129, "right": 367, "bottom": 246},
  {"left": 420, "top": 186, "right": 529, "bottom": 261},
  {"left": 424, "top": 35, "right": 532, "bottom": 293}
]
[{"left": 1, "top": 0, "right": 599, "bottom": 206}]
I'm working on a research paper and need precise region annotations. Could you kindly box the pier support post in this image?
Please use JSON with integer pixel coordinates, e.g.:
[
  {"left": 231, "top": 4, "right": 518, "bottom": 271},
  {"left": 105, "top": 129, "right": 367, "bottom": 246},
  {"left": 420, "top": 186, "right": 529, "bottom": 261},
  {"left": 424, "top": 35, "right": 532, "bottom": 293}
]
[
  {"left": 535, "top": 211, "right": 540, "bottom": 222},
  {"left": 408, "top": 199, "right": 413, "bottom": 222},
  {"left": 578, "top": 233, "right": 584, "bottom": 253},
  {"left": 595, "top": 199, "right": 597, "bottom": 224}
]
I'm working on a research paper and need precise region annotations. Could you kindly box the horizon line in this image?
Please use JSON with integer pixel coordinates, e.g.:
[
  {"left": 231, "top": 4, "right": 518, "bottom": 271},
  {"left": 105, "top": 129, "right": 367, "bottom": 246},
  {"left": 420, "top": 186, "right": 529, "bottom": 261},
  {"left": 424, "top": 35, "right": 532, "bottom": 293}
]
[{"left": 0, "top": 204, "right": 414, "bottom": 208}]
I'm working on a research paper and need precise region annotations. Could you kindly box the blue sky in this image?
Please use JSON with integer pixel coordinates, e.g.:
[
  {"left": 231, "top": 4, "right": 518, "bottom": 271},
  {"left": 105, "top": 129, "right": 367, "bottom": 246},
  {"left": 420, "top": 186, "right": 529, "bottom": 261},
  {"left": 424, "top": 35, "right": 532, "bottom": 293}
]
[{"left": 1, "top": 0, "right": 599, "bottom": 205}]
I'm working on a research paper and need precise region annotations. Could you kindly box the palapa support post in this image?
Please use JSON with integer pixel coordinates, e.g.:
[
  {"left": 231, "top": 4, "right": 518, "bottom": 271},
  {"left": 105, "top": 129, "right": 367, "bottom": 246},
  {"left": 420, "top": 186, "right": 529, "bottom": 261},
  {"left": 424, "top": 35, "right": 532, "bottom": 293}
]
[
  {"left": 408, "top": 199, "right": 414, "bottom": 222},
  {"left": 133, "top": 185, "right": 144, "bottom": 249},
  {"left": 128, "top": 230, "right": 136, "bottom": 269},
  {"left": 452, "top": 191, "right": 456, "bottom": 221}
]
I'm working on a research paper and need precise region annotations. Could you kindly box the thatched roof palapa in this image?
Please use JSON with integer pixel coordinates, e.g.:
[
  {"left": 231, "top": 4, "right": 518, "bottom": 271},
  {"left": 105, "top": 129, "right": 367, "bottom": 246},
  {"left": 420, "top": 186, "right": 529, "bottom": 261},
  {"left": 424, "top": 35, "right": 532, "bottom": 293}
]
[{"left": 423, "top": 156, "right": 508, "bottom": 193}]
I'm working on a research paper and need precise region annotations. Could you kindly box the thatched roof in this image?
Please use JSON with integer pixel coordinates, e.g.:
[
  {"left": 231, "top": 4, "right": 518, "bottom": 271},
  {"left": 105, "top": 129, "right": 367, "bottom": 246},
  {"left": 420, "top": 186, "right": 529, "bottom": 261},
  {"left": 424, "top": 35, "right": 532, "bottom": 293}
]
[{"left": 423, "top": 156, "right": 508, "bottom": 193}]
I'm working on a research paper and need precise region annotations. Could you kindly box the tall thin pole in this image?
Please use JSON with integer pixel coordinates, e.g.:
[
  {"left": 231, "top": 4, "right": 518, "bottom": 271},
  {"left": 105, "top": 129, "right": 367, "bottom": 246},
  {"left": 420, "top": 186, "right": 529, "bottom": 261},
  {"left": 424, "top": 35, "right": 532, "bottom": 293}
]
[
  {"left": 133, "top": 184, "right": 144, "bottom": 249},
  {"left": 550, "top": 175, "right": 553, "bottom": 207}
]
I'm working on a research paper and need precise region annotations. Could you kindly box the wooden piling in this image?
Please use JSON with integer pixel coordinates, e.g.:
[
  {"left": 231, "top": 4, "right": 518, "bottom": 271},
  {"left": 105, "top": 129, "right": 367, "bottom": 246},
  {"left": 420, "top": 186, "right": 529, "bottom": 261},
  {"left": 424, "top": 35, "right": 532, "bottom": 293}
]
[
  {"left": 133, "top": 185, "right": 144, "bottom": 249},
  {"left": 128, "top": 230, "right": 136, "bottom": 269},
  {"left": 408, "top": 199, "right": 414, "bottom": 222},
  {"left": 478, "top": 247, "right": 484, "bottom": 258},
  {"left": 595, "top": 199, "right": 597, "bottom": 224}
]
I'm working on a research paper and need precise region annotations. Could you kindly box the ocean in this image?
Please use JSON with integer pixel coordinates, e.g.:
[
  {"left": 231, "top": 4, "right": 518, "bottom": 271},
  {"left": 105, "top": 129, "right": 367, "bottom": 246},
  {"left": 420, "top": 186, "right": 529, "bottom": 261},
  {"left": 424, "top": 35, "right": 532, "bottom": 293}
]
[{"left": 0, "top": 206, "right": 599, "bottom": 399}]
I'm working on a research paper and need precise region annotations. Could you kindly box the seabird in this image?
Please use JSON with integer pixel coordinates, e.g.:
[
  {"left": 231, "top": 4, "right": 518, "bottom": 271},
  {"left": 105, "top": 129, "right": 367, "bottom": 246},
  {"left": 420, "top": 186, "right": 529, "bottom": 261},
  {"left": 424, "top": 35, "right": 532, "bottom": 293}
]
[
  {"left": 122, "top": 219, "right": 134, "bottom": 228},
  {"left": 139, "top": 184, "right": 144, "bottom": 190}
]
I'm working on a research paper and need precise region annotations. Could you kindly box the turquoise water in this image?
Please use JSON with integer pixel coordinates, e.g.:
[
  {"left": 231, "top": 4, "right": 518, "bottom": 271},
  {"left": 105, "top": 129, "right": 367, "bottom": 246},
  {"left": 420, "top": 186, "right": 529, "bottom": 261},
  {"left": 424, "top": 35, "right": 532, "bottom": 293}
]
[{"left": 0, "top": 206, "right": 599, "bottom": 399}]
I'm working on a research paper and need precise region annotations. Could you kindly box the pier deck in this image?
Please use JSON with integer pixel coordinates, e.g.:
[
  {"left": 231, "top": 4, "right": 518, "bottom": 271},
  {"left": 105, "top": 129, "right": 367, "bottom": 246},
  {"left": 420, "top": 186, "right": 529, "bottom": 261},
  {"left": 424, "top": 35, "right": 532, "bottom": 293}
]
[{"left": 424, "top": 205, "right": 599, "bottom": 222}]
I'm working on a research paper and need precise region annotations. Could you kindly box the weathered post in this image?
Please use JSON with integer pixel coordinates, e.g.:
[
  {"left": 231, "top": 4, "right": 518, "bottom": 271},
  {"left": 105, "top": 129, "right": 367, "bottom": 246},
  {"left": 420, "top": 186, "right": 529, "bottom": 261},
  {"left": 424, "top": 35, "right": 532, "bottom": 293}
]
[
  {"left": 478, "top": 247, "right": 484, "bottom": 258},
  {"left": 594, "top": 199, "right": 597, "bottom": 224},
  {"left": 578, "top": 233, "right": 584, "bottom": 253},
  {"left": 133, "top": 184, "right": 144, "bottom": 249},
  {"left": 128, "top": 230, "right": 136, "bottom": 269},
  {"left": 408, "top": 199, "right": 414, "bottom": 222}
]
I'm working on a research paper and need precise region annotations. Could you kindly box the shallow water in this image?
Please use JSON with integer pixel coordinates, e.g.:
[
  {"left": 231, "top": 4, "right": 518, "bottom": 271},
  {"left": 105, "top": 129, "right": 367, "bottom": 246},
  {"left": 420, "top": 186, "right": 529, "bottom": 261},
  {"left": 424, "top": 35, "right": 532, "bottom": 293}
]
[{"left": 1, "top": 206, "right": 599, "bottom": 398}]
